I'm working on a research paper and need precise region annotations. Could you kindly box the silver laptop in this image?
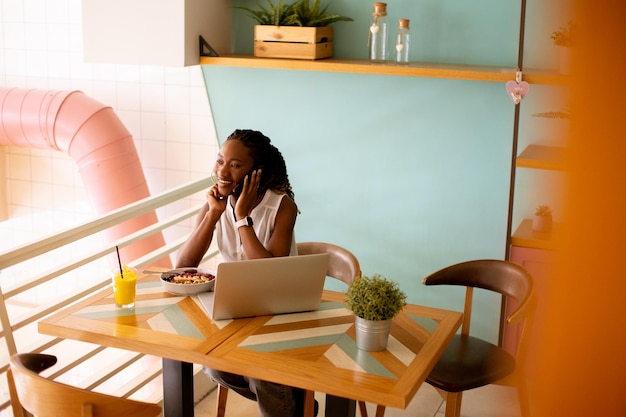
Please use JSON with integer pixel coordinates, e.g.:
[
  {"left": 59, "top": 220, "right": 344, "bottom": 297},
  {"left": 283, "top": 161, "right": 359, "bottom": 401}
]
[{"left": 197, "top": 253, "right": 330, "bottom": 320}]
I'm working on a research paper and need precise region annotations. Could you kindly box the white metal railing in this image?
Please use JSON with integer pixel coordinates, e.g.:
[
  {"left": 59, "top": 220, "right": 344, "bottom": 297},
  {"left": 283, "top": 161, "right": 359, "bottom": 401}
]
[{"left": 0, "top": 176, "right": 217, "bottom": 415}]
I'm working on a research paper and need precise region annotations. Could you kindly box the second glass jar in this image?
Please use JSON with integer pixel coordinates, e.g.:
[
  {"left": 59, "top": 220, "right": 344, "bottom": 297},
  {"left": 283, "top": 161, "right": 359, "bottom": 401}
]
[{"left": 395, "top": 18, "right": 410, "bottom": 64}]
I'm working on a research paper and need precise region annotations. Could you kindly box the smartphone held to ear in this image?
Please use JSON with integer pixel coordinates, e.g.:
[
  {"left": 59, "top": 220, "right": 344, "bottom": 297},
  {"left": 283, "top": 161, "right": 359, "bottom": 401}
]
[{"left": 233, "top": 168, "right": 261, "bottom": 198}]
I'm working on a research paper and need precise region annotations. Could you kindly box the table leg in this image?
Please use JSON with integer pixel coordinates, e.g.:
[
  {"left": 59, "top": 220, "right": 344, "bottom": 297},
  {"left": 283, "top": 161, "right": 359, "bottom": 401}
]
[
  {"left": 162, "top": 358, "right": 195, "bottom": 417},
  {"left": 325, "top": 395, "right": 356, "bottom": 417}
]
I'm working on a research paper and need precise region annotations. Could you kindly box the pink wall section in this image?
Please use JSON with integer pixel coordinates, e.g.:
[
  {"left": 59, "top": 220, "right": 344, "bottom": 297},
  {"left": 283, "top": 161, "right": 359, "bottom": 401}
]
[{"left": 0, "top": 88, "right": 169, "bottom": 266}]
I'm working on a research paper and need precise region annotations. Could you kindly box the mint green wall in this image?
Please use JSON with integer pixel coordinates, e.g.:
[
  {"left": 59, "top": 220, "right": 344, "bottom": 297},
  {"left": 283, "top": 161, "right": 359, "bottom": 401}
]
[{"left": 200, "top": 0, "right": 565, "bottom": 343}]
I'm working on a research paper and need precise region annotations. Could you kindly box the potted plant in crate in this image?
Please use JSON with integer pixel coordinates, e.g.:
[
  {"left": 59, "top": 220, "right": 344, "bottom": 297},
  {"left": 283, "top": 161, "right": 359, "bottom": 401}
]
[
  {"left": 237, "top": 0, "right": 353, "bottom": 60},
  {"left": 532, "top": 204, "right": 553, "bottom": 232},
  {"left": 345, "top": 274, "right": 407, "bottom": 351}
]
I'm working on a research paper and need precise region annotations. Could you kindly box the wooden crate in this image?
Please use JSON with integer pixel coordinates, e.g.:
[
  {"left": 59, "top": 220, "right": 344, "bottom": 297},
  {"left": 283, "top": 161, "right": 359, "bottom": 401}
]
[{"left": 253, "top": 25, "right": 333, "bottom": 60}]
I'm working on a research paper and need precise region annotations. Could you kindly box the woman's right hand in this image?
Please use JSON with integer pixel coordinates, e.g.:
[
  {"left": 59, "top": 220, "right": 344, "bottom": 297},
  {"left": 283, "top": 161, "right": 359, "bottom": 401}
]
[
  {"left": 176, "top": 185, "right": 223, "bottom": 268},
  {"left": 206, "top": 184, "right": 227, "bottom": 215}
]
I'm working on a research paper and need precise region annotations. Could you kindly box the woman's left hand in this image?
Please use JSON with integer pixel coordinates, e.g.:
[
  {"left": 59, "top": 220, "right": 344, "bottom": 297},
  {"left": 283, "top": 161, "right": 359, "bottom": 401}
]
[{"left": 234, "top": 169, "right": 261, "bottom": 219}]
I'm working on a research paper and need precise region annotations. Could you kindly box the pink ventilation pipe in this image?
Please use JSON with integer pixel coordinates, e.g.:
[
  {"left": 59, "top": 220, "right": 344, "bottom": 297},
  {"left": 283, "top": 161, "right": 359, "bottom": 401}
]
[{"left": 0, "top": 87, "right": 170, "bottom": 267}]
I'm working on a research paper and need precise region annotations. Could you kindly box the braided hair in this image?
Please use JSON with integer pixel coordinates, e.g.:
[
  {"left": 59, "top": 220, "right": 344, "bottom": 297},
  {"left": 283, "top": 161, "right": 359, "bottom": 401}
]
[{"left": 225, "top": 129, "right": 295, "bottom": 201}]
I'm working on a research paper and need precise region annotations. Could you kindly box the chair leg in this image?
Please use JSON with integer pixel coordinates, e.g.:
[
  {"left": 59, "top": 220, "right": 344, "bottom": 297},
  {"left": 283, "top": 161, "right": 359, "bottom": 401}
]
[
  {"left": 6, "top": 369, "right": 27, "bottom": 417},
  {"left": 303, "top": 390, "right": 316, "bottom": 417},
  {"left": 357, "top": 402, "right": 386, "bottom": 417},
  {"left": 358, "top": 401, "right": 369, "bottom": 417},
  {"left": 215, "top": 384, "right": 229, "bottom": 417},
  {"left": 444, "top": 391, "right": 463, "bottom": 417}
]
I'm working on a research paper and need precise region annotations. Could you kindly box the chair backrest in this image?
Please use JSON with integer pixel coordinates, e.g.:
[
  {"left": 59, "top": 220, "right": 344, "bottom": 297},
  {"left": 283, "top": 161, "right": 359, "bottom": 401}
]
[
  {"left": 297, "top": 242, "right": 361, "bottom": 285},
  {"left": 422, "top": 259, "right": 534, "bottom": 335},
  {"left": 8, "top": 353, "right": 162, "bottom": 417}
]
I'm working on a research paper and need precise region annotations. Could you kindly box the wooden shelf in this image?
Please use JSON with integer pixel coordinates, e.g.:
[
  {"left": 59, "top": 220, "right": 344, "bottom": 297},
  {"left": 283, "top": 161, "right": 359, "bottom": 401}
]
[
  {"left": 200, "top": 55, "right": 565, "bottom": 85},
  {"left": 511, "top": 219, "right": 561, "bottom": 250},
  {"left": 516, "top": 145, "right": 566, "bottom": 170}
]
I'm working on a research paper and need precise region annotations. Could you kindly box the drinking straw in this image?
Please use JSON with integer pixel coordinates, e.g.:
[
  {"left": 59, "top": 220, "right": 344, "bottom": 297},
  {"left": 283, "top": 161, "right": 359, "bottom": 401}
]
[{"left": 115, "top": 245, "right": 124, "bottom": 279}]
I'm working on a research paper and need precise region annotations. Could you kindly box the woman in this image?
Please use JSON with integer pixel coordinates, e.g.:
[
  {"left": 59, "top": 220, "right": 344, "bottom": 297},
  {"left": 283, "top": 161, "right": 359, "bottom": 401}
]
[{"left": 176, "top": 129, "right": 309, "bottom": 417}]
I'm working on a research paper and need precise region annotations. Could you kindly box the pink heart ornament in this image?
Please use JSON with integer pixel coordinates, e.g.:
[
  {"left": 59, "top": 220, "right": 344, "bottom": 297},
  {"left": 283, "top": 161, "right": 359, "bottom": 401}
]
[{"left": 506, "top": 80, "right": 530, "bottom": 104}]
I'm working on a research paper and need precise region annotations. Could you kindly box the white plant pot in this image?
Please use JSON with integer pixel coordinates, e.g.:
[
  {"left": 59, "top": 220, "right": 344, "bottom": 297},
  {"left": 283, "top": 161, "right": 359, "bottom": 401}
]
[
  {"left": 532, "top": 214, "right": 553, "bottom": 232},
  {"left": 354, "top": 316, "right": 392, "bottom": 351}
]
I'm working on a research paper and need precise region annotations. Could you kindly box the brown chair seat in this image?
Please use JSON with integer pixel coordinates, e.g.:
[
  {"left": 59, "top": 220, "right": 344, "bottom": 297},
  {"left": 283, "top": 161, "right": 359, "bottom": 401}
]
[{"left": 426, "top": 334, "right": 516, "bottom": 392}]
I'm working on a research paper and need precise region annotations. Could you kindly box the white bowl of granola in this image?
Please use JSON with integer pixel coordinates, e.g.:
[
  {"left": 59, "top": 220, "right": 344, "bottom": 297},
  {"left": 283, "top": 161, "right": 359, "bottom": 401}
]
[{"left": 160, "top": 268, "right": 216, "bottom": 295}]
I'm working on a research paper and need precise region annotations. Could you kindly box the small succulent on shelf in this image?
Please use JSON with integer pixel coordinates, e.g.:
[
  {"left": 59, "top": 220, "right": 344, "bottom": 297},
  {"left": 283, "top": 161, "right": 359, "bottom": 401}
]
[
  {"left": 535, "top": 205, "right": 553, "bottom": 217},
  {"left": 236, "top": 0, "right": 353, "bottom": 27},
  {"left": 533, "top": 204, "right": 553, "bottom": 232},
  {"left": 551, "top": 21, "right": 576, "bottom": 48},
  {"left": 345, "top": 274, "right": 407, "bottom": 321}
]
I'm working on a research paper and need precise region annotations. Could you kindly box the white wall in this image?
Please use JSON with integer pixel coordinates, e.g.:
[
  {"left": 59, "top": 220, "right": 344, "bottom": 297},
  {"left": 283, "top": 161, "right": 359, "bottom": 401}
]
[{"left": 0, "top": 0, "right": 218, "bottom": 257}]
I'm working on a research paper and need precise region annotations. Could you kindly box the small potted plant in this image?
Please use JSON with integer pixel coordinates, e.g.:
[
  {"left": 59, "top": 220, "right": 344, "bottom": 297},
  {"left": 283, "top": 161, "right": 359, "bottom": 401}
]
[
  {"left": 532, "top": 204, "right": 553, "bottom": 232},
  {"left": 237, "top": 0, "right": 353, "bottom": 60},
  {"left": 345, "top": 274, "right": 407, "bottom": 351},
  {"left": 551, "top": 20, "right": 576, "bottom": 74}
]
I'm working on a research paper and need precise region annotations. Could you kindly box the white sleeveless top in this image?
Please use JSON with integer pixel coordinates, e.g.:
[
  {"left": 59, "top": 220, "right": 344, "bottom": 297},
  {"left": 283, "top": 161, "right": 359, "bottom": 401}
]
[{"left": 216, "top": 190, "right": 298, "bottom": 261}]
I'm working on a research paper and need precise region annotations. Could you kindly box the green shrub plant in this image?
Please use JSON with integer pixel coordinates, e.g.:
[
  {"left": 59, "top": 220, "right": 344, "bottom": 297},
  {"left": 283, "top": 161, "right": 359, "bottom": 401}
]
[
  {"left": 345, "top": 274, "right": 407, "bottom": 321},
  {"left": 236, "top": 0, "right": 353, "bottom": 27}
]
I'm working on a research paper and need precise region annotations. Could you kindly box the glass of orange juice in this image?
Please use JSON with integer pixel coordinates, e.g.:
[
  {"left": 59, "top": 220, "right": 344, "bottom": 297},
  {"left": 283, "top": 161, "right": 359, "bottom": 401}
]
[{"left": 112, "top": 265, "right": 137, "bottom": 308}]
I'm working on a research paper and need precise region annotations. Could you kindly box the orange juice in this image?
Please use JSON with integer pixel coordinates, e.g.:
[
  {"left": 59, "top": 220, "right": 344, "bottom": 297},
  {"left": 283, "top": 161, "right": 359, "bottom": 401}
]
[{"left": 112, "top": 266, "right": 137, "bottom": 308}]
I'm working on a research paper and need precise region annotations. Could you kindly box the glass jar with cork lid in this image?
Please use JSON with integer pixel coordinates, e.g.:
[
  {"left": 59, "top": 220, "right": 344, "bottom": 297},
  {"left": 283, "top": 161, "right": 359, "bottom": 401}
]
[
  {"left": 369, "top": 2, "right": 389, "bottom": 62},
  {"left": 395, "top": 18, "right": 410, "bottom": 64}
]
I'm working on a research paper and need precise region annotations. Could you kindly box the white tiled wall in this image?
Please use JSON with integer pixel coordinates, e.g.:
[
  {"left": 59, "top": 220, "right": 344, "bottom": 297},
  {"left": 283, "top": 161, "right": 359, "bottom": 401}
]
[{"left": 0, "top": 0, "right": 219, "bottom": 257}]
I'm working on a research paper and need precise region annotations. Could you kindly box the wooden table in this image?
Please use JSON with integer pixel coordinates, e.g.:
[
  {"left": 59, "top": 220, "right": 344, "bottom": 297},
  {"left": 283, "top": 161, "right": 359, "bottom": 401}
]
[{"left": 39, "top": 270, "right": 462, "bottom": 417}]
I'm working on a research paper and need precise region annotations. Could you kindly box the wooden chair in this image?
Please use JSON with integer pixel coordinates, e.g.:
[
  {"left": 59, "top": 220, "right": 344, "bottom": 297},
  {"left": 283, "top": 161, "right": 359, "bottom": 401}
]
[
  {"left": 421, "top": 259, "right": 534, "bottom": 417},
  {"left": 215, "top": 241, "right": 361, "bottom": 417},
  {"left": 296, "top": 241, "right": 361, "bottom": 286},
  {"left": 8, "top": 353, "right": 162, "bottom": 417}
]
